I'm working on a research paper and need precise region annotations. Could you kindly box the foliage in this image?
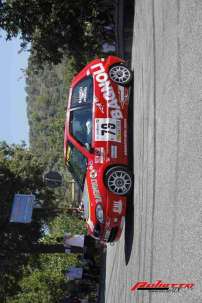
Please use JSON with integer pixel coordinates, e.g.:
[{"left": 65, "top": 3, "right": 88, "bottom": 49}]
[
  {"left": 0, "top": 142, "right": 85, "bottom": 301},
  {"left": 41, "top": 214, "right": 87, "bottom": 244},
  {"left": 0, "top": 142, "right": 49, "bottom": 301},
  {"left": 0, "top": 0, "right": 115, "bottom": 66},
  {"left": 26, "top": 54, "right": 83, "bottom": 209},
  {"left": 26, "top": 55, "right": 75, "bottom": 170},
  {"left": 6, "top": 214, "right": 82, "bottom": 303},
  {"left": 0, "top": 0, "right": 115, "bottom": 301},
  {"left": 8, "top": 254, "right": 75, "bottom": 303}
]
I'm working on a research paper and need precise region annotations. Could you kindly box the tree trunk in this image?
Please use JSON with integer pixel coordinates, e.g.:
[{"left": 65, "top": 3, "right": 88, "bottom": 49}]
[
  {"left": 34, "top": 207, "right": 81, "bottom": 216},
  {"left": 21, "top": 243, "right": 66, "bottom": 254},
  {"left": 1, "top": 243, "right": 66, "bottom": 254}
]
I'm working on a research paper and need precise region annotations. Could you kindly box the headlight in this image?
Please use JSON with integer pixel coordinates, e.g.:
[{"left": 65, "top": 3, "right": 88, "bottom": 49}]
[{"left": 96, "top": 204, "right": 104, "bottom": 223}]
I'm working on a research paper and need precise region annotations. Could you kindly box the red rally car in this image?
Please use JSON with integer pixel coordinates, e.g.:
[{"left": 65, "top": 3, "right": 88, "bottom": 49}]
[{"left": 64, "top": 56, "right": 133, "bottom": 243}]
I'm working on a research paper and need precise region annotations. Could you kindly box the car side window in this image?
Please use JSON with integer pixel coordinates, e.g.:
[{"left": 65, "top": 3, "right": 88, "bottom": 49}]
[
  {"left": 70, "top": 108, "right": 92, "bottom": 147},
  {"left": 66, "top": 141, "right": 87, "bottom": 189},
  {"left": 71, "top": 76, "right": 93, "bottom": 108}
]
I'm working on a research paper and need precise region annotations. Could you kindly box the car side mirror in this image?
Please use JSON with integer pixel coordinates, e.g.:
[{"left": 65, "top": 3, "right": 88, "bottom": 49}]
[{"left": 85, "top": 143, "right": 94, "bottom": 153}]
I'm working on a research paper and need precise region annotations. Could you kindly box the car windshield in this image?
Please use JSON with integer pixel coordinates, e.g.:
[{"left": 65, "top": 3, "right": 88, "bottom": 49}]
[
  {"left": 70, "top": 107, "right": 92, "bottom": 147},
  {"left": 71, "top": 76, "right": 93, "bottom": 108},
  {"left": 66, "top": 141, "right": 87, "bottom": 189}
]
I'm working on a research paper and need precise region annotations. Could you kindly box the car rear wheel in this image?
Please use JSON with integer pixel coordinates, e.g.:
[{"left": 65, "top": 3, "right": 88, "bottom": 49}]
[
  {"left": 109, "top": 64, "right": 133, "bottom": 86},
  {"left": 104, "top": 166, "right": 133, "bottom": 196}
]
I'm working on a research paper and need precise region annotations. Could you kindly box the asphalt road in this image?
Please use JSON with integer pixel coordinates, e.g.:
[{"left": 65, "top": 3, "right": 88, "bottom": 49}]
[{"left": 105, "top": 0, "right": 202, "bottom": 302}]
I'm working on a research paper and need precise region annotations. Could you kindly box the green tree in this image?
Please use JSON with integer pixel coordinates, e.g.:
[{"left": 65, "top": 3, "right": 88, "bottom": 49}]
[
  {"left": 4, "top": 213, "right": 82, "bottom": 303},
  {"left": 0, "top": 0, "right": 115, "bottom": 66},
  {"left": 26, "top": 54, "right": 81, "bottom": 208},
  {"left": 8, "top": 253, "right": 77, "bottom": 303},
  {"left": 0, "top": 142, "right": 56, "bottom": 301},
  {"left": 0, "top": 142, "right": 88, "bottom": 301}
]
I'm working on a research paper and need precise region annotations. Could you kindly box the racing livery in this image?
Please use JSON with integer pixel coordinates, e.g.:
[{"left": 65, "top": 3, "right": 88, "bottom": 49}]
[{"left": 64, "top": 56, "right": 133, "bottom": 242}]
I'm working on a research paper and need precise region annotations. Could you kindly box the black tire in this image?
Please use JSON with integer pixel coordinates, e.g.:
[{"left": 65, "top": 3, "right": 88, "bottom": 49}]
[
  {"left": 109, "top": 64, "right": 133, "bottom": 86},
  {"left": 104, "top": 165, "right": 133, "bottom": 196}
]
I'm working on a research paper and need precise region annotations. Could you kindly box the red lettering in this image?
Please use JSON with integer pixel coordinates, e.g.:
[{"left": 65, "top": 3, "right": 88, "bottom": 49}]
[
  {"left": 130, "top": 281, "right": 148, "bottom": 292},
  {"left": 130, "top": 281, "right": 194, "bottom": 292}
]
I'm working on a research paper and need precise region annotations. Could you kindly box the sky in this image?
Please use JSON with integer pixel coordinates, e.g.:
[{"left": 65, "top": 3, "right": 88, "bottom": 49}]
[{"left": 0, "top": 30, "right": 29, "bottom": 145}]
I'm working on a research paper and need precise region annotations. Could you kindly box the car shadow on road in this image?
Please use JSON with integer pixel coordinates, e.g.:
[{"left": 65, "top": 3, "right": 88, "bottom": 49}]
[
  {"left": 125, "top": 192, "right": 134, "bottom": 265},
  {"left": 97, "top": 250, "right": 106, "bottom": 303},
  {"left": 124, "top": 85, "right": 134, "bottom": 265}
]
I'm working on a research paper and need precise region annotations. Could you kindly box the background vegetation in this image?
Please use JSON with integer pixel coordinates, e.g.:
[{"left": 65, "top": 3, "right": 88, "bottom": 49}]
[{"left": 0, "top": 0, "right": 115, "bottom": 301}]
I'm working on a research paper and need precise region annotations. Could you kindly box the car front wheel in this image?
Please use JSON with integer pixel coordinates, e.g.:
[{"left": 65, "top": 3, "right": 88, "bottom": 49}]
[
  {"left": 104, "top": 166, "right": 133, "bottom": 196},
  {"left": 109, "top": 64, "right": 133, "bottom": 86}
]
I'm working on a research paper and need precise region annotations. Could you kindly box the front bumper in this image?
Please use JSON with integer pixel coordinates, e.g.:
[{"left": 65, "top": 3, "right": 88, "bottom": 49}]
[{"left": 103, "top": 216, "right": 125, "bottom": 243}]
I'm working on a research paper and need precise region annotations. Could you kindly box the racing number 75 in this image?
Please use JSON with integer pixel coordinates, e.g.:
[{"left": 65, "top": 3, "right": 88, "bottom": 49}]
[{"left": 101, "top": 123, "right": 116, "bottom": 136}]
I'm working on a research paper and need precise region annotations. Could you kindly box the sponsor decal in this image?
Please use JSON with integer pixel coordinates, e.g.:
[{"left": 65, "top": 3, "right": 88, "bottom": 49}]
[
  {"left": 94, "top": 96, "right": 105, "bottom": 113},
  {"left": 130, "top": 280, "right": 194, "bottom": 293},
  {"left": 89, "top": 164, "right": 97, "bottom": 179},
  {"left": 90, "top": 169, "right": 97, "bottom": 179},
  {"left": 124, "top": 119, "right": 127, "bottom": 156},
  {"left": 118, "top": 85, "right": 129, "bottom": 108},
  {"left": 91, "top": 179, "right": 102, "bottom": 203},
  {"left": 95, "top": 147, "right": 105, "bottom": 163},
  {"left": 88, "top": 164, "right": 102, "bottom": 203},
  {"left": 79, "top": 86, "right": 87, "bottom": 103},
  {"left": 111, "top": 145, "right": 117, "bottom": 158},
  {"left": 112, "top": 200, "right": 122, "bottom": 214},
  {"left": 90, "top": 63, "right": 123, "bottom": 119},
  {"left": 95, "top": 118, "right": 121, "bottom": 142}
]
